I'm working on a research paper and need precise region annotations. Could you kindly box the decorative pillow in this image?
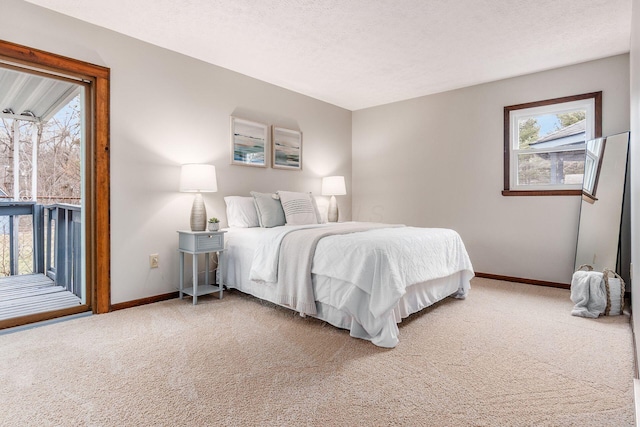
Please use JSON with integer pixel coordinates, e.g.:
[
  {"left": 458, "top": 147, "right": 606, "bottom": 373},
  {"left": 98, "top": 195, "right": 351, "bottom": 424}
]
[
  {"left": 277, "top": 191, "right": 319, "bottom": 225},
  {"left": 224, "top": 196, "right": 260, "bottom": 228},
  {"left": 250, "top": 191, "right": 286, "bottom": 228}
]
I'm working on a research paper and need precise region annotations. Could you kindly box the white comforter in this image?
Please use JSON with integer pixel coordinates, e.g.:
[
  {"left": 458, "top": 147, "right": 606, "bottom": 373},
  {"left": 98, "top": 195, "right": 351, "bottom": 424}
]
[
  {"left": 314, "top": 226, "right": 473, "bottom": 317},
  {"left": 250, "top": 222, "right": 474, "bottom": 321}
]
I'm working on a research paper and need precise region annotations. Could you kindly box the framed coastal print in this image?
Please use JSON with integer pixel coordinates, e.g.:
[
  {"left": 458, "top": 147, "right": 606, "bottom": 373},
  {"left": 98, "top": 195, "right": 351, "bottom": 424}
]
[
  {"left": 272, "top": 126, "right": 302, "bottom": 170},
  {"left": 230, "top": 117, "right": 269, "bottom": 167}
]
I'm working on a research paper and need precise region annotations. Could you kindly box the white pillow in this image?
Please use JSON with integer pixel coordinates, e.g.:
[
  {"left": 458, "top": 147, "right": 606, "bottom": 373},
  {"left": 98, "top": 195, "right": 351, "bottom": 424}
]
[
  {"left": 277, "top": 191, "right": 319, "bottom": 225},
  {"left": 224, "top": 196, "right": 260, "bottom": 228}
]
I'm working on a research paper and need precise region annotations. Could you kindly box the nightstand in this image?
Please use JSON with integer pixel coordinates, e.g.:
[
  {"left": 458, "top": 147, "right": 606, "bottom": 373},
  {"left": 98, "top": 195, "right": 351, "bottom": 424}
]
[{"left": 177, "top": 230, "right": 226, "bottom": 305}]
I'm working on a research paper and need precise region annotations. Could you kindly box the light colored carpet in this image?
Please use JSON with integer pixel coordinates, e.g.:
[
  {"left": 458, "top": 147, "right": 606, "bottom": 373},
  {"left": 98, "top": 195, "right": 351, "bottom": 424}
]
[{"left": 0, "top": 277, "right": 634, "bottom": 426}]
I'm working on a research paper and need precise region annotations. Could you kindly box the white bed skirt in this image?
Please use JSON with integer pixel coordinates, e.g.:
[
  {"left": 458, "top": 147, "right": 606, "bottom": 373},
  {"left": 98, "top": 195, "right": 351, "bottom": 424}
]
[{"left": 225, "top": 270, "right": 469, "bottom": 348}]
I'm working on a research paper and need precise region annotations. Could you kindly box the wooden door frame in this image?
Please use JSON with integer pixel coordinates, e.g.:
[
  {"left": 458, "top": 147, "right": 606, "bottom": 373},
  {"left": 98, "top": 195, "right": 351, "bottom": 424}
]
[{"left": 0, "top": 39, "right": 111, "bottom": 321}]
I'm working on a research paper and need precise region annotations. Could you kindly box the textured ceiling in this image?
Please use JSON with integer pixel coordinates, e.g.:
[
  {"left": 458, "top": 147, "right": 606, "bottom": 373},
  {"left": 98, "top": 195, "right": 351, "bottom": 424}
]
[{"left": 25, "top": 0, "right": 632, "bottom": 111}]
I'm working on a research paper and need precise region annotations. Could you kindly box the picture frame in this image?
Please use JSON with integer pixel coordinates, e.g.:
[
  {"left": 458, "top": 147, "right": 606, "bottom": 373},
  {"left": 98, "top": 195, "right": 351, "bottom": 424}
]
[
  {"left": 272, "top": 126, "right": 302, "bottom": 170},
  {"left": 230, "top": 117, "right": 269, "bottom": 167}
]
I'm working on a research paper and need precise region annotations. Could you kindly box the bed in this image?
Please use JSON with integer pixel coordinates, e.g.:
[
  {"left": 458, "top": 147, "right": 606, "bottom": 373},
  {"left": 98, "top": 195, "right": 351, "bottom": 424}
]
[{"left": 221, "top": 193, "right": 474, "bottom": 348}]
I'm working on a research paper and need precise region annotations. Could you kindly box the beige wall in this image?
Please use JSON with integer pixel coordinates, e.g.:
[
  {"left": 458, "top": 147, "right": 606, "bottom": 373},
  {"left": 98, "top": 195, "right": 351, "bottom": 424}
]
[
  {"left": 1, "top": 0, "right": 352, "bottom": 304},
  {"left": 629, "top": 0, "right": 640, "bottom": 373},
  {"left": 353, "top": 55, "right": 630, "bottom": 284}
]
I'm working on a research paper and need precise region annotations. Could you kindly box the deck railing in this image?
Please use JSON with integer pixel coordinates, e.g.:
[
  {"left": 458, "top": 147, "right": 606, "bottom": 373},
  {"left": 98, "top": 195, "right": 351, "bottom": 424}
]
[
  {"left": 45, "top": 204, "right": 82, "bottom": 298},
  {"left": 0, "top": 201, "right": 43, "bottom": 276},
  {"left": 0, "top": 201, "right": 82, "bottom": 298}
]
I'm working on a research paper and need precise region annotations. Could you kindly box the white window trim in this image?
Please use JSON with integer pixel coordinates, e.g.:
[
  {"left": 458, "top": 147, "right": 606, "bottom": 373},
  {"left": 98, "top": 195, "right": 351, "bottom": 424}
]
[{"left": 508, "top": 98, "right": 596, "bottom": 192}]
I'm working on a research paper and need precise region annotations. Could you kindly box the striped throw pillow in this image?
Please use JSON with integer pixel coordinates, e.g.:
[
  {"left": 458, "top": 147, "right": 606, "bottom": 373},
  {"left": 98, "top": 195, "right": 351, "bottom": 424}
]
[{"left": 277, "top": 191, "right": 319, "bottom": 225}]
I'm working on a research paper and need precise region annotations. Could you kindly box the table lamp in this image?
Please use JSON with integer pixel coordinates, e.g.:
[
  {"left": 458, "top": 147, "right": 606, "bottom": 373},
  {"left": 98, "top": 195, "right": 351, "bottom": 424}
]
[
  {"left": 322, "top": 175, "right": 346, "bottom": 222},
  {"left": 180, "top": 164, "right": 217, "bottom": 231}
]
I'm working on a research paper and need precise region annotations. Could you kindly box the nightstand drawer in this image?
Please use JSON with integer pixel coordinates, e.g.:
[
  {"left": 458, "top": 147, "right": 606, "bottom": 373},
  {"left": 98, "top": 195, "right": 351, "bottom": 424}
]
[
  {"left": 195, "top": 233, "right": 223, "bottom": 251},
  {"left": 178, "top": 231, "right": 226, "bottom": 253}
]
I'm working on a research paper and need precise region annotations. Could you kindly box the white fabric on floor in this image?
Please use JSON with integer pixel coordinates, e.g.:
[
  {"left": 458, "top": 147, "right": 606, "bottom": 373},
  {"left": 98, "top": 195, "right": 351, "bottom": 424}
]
[{"left": 570, "top": 270, "right": 606, "bottom": 318}]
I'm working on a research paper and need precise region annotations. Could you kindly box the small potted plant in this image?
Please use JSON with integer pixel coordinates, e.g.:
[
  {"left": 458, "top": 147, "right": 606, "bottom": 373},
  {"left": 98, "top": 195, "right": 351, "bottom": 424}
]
[{"left": 208, "top": 217, "right": 220, "bottom": 231}]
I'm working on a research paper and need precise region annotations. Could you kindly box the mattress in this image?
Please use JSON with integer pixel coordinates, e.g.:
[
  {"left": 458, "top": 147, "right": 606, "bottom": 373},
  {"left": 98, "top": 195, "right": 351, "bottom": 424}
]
[{"left": 222, "top": 224, "right": 473, "bottom": 347}]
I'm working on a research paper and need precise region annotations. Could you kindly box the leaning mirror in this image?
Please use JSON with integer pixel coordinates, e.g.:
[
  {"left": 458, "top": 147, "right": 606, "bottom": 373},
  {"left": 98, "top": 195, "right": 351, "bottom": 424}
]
[{"left": 574, "top": 131, "right": 630, "bottom": 273}]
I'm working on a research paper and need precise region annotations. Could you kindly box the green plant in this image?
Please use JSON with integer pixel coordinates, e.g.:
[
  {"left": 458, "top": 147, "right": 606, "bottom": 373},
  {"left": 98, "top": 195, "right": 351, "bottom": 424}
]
[{"left": 208, "top": 217, "right": 219, "bottom": 223}]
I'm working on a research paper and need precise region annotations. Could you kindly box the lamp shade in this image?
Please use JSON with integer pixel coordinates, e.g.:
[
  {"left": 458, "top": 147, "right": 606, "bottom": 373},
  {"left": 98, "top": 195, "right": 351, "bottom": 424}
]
[
  {"left": 180, "top": 164, "right": 217, "bottom": 193},
  {"left": 321, "top": 176, "right": 346, "bottom": 196}
]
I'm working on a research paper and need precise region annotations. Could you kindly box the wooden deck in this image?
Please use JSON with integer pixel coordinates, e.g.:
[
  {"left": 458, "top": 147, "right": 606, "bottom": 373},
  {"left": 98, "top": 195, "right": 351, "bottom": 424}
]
[{"left": 0, "top": 274, "right": 82, "bottom": 321}]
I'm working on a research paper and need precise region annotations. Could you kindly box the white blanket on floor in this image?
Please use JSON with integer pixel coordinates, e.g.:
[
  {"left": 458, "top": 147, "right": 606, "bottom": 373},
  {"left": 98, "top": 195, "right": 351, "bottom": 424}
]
[{"left": 570, "top": 271, "right": 606, "bottom": 318}]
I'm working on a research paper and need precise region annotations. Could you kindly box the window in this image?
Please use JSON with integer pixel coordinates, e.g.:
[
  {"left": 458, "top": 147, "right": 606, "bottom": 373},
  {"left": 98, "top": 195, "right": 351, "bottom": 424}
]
[{"left": 503, "top": 92, "right": 602, "bottom": 196}]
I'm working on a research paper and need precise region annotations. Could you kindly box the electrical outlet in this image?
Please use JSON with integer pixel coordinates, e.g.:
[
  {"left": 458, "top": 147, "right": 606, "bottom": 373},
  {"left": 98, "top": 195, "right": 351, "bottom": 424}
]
[{"left": 149, "top": 254, "right": 159, "bottom": 268}]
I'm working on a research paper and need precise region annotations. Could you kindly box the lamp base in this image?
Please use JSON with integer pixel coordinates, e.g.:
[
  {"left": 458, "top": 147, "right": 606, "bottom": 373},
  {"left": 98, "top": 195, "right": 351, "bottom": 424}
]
[
  {"left": 327, "top": 195, "right": 339, "bottom": 223},
  {"left": 190, "top": 193, "right": 207, "bottom": 231}
]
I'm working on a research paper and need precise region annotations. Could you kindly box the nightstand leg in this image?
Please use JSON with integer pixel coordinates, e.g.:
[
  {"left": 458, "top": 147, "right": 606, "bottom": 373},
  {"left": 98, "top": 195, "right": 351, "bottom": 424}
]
[
  {"left": 218, "top": 251, "right": 224, "bottom": 299},
  {"left": 179, "top": 251, "right": 184, "bottom": 299},
  {"left": 204, "top": 251, "right": 210, "bottom": 287},
  {"left": 193, "top": 253, "right": 198, "bottom": 305}
]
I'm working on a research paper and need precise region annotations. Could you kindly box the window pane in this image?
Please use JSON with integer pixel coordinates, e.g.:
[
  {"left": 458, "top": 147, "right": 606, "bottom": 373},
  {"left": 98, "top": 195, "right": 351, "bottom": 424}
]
[
  {"left": 517, "top": 109, "right": 587, "bottom": 150},
  {"left": 517, "top": 150, "right": 585, "bottom": 186}
]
